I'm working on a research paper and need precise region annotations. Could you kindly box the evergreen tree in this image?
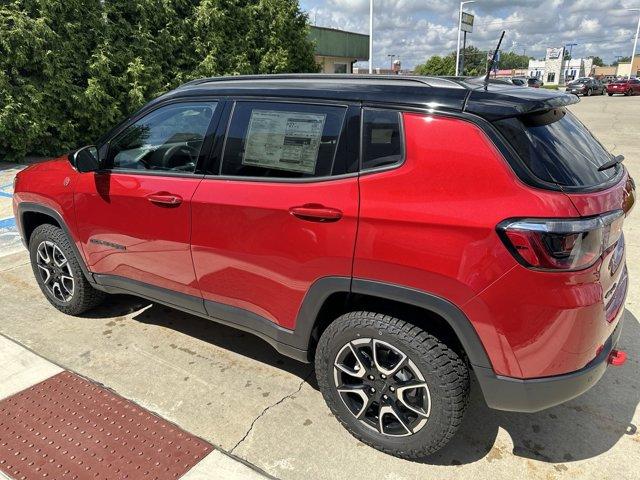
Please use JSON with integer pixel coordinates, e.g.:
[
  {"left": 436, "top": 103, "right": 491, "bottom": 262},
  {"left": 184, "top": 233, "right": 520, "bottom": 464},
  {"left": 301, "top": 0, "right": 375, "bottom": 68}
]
[
  {"left": 0, "top": 0, "right": 102, "bottom": 159},
  {"left": 0, "top": 0, "right": 319, "bottom": 160}
]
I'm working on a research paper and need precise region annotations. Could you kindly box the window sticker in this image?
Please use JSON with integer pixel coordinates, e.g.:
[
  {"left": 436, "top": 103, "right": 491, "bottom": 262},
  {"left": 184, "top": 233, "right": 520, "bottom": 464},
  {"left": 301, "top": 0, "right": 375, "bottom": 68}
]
[{"left": 242, "top": 110, "right": 326, "bottom": 174}]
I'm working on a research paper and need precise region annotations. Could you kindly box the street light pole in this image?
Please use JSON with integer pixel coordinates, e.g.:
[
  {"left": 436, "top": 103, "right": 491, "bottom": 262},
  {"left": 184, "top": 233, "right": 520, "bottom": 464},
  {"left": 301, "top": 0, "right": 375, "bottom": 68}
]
[
  {"left": 456, "top": 1, "right": 475, "bottom": 76},
  {"left": 630, "top": 9, "right": 640, "bottom": 77},
  {"left": 369, "top": 0, "right": 374, "bottom": 74}
]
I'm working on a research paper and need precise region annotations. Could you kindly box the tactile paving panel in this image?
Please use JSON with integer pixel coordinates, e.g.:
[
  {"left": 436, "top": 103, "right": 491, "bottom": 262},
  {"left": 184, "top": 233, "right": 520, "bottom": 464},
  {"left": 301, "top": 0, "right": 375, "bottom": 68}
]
[{"left": 0, "top": 371, "right": 212, "bottom": 480}]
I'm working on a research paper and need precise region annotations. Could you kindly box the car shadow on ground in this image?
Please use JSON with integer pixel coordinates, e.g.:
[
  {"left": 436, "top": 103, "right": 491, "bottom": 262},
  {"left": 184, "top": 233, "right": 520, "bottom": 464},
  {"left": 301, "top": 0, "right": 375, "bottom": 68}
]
[
  {"left": 427, "top": 308, "right": 639, "bottom": 466},
  {"left": 82, "top": 294, "right": 315, "bottom": 383},
  {"left": 84, "top": 296, "right": 639, "bottom": 466}
]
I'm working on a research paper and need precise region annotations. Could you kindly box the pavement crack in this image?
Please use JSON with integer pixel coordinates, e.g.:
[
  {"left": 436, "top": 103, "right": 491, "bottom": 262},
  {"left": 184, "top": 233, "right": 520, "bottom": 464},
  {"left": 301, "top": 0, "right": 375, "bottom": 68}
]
[
  {"left": 0, "top": 261, "right": 30, "bottom": 273},
  {"left": 230, "top": 370, "right": 313, "bottom": 454}
]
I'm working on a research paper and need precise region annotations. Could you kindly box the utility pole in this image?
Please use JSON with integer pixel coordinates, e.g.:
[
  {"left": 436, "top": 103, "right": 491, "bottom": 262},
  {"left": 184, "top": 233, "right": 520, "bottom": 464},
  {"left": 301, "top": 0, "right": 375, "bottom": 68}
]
[
  {"left": 565, "top": 43, "right": 578, "bottom": 59},
  {"left": 630, "top": 9, "right": 640, "bottom": 77},
  {"left": 369, "top": 0, "right": 374, "bottom": 74},
  {"left": 456, "top": 1, "right": 475, "bottom": 76}
]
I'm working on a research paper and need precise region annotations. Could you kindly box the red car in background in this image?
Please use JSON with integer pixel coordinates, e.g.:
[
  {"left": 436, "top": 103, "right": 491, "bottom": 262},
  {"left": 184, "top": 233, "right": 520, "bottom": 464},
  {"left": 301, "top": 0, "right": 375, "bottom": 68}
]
[{"left": 607, "top": 78, "right": 640, "bottom": 96}]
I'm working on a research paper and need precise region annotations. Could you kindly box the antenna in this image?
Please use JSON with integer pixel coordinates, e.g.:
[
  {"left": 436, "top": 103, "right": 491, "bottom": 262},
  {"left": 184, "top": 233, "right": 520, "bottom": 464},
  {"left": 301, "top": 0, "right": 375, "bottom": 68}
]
[{"left": 484, "top": 30, "right": 505, "bottom": 90}]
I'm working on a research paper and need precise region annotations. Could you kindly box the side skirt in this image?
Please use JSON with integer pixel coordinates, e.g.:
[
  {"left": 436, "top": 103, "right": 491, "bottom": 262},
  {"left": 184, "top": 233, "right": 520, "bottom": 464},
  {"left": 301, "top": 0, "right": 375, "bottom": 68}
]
[{"left": 91, "top": 274, "right": 310, "bottom": 363}]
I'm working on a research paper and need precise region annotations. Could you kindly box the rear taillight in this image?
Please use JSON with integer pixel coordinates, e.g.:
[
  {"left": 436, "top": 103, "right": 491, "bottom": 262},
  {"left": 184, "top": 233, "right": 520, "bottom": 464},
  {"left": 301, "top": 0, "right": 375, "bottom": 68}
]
[{"left": 498, "top": 211, "right": 624, "bottom": 271}]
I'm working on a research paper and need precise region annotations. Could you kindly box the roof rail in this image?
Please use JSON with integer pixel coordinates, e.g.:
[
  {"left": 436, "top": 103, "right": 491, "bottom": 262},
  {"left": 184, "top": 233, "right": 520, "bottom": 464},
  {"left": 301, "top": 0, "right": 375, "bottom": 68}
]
[{"left": 178, "top": 73, "right": 465, "bottom": 90}]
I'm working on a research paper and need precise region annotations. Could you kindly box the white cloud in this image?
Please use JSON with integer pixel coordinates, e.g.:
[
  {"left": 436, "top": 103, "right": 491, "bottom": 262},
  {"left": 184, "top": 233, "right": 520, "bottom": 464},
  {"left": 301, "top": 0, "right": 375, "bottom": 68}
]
[{"left": 302, "top": 0, "right": 640, "bottom": 68}]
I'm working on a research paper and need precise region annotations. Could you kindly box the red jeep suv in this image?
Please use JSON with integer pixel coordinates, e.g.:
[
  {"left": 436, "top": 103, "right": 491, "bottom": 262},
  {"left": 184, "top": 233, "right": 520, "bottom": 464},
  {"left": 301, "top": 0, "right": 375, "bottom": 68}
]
[{"left": 13, "top": 75, "right": 634, "bottom": 459}]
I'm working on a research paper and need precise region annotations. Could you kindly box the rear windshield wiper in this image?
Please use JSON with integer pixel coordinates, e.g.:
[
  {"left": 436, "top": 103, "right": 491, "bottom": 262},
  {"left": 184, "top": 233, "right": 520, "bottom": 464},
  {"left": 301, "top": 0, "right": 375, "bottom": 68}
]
[{"left": 598, "top": 154, "right": 625, "bottom": 172}]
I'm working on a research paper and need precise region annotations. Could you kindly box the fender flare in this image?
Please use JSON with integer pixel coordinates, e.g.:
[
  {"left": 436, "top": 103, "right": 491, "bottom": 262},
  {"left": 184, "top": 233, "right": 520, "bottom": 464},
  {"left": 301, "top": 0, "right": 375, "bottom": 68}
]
[
  {"left": 17, "top": 202, "right": 94, "bottom": 282},
  {"left": 292, "top": 277, "right": 493, "bottom": 369}
]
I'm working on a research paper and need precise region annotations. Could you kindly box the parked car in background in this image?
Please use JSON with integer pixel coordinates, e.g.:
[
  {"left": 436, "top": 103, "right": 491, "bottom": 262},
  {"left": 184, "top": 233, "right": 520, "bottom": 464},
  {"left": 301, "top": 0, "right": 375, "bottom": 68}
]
[
  {"left": 607, "top": 78, "right": 640, "bottom": 96},
  {"left": 527, "top": 77, "right": 544, "bottom": 88},
  {"left": 566, "top": 77, "right": 606, "bottom": 96},
  {"left": 13, "top": 75, "right": 633, "bottom": 459},
  {"left": 509, "top": 77, "right": 527, "bottom": 86}
]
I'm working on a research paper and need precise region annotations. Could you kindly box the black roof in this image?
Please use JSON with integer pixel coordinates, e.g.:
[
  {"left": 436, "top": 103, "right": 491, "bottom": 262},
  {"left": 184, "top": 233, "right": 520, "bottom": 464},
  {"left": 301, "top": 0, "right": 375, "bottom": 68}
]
[{"left": 153, "top": 74, "right": 580, "bottom": 121}]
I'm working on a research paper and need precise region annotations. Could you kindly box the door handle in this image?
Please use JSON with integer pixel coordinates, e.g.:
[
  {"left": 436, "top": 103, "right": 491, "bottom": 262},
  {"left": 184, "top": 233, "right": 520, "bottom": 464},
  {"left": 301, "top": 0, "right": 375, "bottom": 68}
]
[
  {"left": 289, "top": 204, "right": 343, "bottom": 222},
  {"left": 147, "top": 192, "right": 183, "bottom": 207}
]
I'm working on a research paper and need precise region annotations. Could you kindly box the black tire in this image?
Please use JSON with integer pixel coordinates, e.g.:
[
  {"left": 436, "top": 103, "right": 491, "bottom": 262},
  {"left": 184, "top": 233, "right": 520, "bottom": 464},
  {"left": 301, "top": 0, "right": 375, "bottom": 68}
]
[
  {"left": 626, "top": 88, "right": 633, "bottom": 96},
  {"left": 29, "top": 224, "right": 106, "bottom": 315},
  {"left": 315, "top": 311, "right": 469, "bottom": 459},
  {"left": 586, "top": 88, "right": 592, "bottom": 97},
  {"left": 608, "top": 92, "right": 614, "bottom": 96}
]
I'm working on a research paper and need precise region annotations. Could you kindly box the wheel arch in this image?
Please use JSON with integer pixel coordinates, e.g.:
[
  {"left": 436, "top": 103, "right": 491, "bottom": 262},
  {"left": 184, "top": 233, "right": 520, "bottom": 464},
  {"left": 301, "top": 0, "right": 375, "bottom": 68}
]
[
  {"left": 295, "top": 277, "right": 493, "bottom": 369},
  {"left": 18, "top": 202, "right": 94, "bottom": 282}
]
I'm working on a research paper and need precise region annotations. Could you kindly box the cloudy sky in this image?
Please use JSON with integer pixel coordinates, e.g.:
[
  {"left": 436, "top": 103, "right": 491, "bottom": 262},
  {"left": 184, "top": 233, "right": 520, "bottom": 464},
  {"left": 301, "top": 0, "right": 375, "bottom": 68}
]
[{"left": 300, "top": 0, "right": 640, "bottom": 69}]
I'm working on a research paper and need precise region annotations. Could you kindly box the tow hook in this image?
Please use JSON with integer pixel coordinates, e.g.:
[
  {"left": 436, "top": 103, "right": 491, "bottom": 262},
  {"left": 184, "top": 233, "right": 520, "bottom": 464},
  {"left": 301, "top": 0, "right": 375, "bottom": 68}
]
[{"left": 608, "top": 349, "right": 627, "bottom": 366}]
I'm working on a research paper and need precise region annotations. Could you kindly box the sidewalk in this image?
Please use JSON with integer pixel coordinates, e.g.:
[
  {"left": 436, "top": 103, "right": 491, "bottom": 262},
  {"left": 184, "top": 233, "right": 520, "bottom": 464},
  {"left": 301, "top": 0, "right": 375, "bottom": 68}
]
[{"left": 0, "top": 334, "right": 270, "bottom": 480}]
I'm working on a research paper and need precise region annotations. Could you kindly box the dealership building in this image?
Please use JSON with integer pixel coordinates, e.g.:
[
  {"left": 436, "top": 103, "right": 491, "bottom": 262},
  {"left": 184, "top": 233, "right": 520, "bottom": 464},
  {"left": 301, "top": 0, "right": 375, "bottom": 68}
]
[
  {"left": 308, "top": 26, "right": 369, "bottom": 74},
  {"left": 528, "top": 47, "right": 594, "bottom": 86}
]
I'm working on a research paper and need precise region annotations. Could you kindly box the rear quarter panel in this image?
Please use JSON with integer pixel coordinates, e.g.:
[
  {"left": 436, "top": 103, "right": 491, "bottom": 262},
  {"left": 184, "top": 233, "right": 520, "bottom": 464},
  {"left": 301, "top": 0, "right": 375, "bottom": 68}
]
[{"left": 354, "top": 113, "right": 581, "bottom": 376}]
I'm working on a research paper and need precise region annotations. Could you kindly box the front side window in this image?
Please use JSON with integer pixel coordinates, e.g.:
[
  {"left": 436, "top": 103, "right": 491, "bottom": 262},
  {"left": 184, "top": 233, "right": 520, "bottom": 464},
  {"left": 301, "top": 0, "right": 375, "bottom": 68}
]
[
  {"left": 107, "top": 102, "right": 217, "bottom": 173},
  {"left": 221, "top": 102, "right": 346, "bottom": 179},
  {"left": 361, "top": 109, "right": 403, "bottom": 170}
]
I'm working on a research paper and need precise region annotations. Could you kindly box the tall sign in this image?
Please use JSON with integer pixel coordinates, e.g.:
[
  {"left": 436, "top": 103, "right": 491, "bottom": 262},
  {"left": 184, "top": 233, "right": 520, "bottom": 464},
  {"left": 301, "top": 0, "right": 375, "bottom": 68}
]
[
  {"left": 461, "top": 12, "right": 474, "bottom": 33},
  {"left": 546, "top": 47, "right": 564, "bottom": 60}
]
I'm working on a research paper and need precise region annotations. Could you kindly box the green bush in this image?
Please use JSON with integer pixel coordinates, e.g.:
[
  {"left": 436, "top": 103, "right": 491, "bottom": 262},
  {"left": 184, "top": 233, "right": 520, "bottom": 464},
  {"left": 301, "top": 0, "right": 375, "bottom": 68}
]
[
  {"left": 0, "top": 0, "right": 318, "bottom": 161},
  {"left": 541, "top": 85, "right": 559, "bottom": 90}
]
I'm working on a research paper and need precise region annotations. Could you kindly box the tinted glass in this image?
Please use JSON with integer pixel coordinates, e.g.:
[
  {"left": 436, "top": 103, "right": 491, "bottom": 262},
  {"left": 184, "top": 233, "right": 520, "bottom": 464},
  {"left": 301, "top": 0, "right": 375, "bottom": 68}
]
[
  {"left": 362, "top": 109, "right": 403, "bottom": 170},
  {"left": 108, "top": 102, "right": 216, "bottom": 173},
  {"left": 495, "top": 108, "right": 618, "bottom": 188},
  {"left": 221, "top": 102, "right": 346, "bottom": 178}
]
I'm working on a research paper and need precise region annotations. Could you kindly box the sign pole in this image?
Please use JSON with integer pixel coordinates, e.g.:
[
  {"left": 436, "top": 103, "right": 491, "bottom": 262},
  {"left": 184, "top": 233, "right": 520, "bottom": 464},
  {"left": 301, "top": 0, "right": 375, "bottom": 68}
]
[
  {"left": 455, "top": 2, "right": 463, "bottom": 76},
  {"left": 461, "top": 31, "right": 467, "bottom": 76},
  {"left": 369, "top": 0, "right": 373, "bottom": 74},
  {"left": 630, "top": 9, "right": 640, "bottom": 77}
]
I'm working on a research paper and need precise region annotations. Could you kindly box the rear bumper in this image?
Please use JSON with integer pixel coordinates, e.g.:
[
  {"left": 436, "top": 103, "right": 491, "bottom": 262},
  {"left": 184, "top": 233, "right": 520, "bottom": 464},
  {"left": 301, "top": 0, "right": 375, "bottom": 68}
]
[{"left": 475, "top": 317, "right": 624, "bottom": 413}]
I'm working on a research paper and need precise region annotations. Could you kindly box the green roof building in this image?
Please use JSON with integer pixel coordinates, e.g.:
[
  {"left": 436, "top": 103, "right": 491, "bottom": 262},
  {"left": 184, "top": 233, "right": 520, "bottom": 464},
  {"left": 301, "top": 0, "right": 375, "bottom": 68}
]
[{"left": 308, "top": 26, "right": 370, "bottom": 73}]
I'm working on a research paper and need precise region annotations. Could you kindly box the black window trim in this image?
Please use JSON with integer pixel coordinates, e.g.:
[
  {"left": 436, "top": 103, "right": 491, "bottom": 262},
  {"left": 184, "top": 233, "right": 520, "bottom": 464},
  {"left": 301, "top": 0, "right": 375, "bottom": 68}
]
[
  {"left": 204, "top": 97, "right": 360, "bottom": 184},
  {"left": 97, "top": 97, "right": 224, "bottom": 178},
  {"left": 357, "top": 102, "right": 625, "bottom": 193},
  {"left": 359, "top": 106, "right": 406, "bottom": 175}
]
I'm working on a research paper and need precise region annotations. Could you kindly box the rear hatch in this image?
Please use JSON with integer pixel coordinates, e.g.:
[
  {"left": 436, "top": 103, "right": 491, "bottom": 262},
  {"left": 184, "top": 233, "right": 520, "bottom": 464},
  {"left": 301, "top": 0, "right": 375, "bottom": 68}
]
[{"left": 491, "top": 105, "right": 635, "bottom": 325}]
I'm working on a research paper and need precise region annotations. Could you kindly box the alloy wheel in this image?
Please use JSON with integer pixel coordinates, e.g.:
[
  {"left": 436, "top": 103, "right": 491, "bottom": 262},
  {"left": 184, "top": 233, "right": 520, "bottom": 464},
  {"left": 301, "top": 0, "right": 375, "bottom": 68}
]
[
  {"left": 333, "top": 338, "right": 431, "bottom": 437},
  {"left": 36, "top": 240, "right": 75, "bottom": 302}
]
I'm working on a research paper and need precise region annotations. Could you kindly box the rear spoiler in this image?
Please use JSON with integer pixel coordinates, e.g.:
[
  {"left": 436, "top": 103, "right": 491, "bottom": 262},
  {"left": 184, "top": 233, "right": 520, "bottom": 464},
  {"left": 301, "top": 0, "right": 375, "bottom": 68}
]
[{"left": 463, "top": 83, "right": 580, "bottom": 121}]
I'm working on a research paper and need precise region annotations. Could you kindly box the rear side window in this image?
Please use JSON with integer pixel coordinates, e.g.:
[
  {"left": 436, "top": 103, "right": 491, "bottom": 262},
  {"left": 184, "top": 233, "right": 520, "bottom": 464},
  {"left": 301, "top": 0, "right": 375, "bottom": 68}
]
[
  {"left": 494, "top": 108, "right": 618, "bottom": 188},
  {"left": 362, "top": 109, "right": 403, "bottom": 170},
  {"left": 221, "top": 102, "right": 346, "bottom": 178}
]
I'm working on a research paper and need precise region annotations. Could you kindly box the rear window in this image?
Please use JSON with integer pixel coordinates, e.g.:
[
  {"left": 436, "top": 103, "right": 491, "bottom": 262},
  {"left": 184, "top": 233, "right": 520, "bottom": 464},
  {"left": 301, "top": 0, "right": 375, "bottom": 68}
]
[
  {"left": 494, "top": 108, "right": 619, "bottom": 188},
  {"left": 362, "top": 109, "right": 403, "bottom": 170},
  {"left": 221, "top": 101, "right": 346, "bottom": 179}
]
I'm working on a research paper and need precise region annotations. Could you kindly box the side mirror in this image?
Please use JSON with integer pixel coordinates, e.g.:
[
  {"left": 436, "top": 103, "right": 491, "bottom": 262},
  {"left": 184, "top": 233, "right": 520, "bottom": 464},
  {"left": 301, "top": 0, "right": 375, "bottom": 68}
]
[{"left": 73, "top": 145, "right": 100, "bottom": 173}]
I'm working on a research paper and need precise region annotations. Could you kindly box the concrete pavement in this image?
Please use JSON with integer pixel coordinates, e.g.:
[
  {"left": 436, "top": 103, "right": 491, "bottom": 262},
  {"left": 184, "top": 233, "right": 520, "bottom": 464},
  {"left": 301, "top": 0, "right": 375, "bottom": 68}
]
[
  {"left": 0, "top": 95, "right": 638, "bottom": 479},
  {"left": 0, "top": 334, "right": 268, "bottom": 480}
]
